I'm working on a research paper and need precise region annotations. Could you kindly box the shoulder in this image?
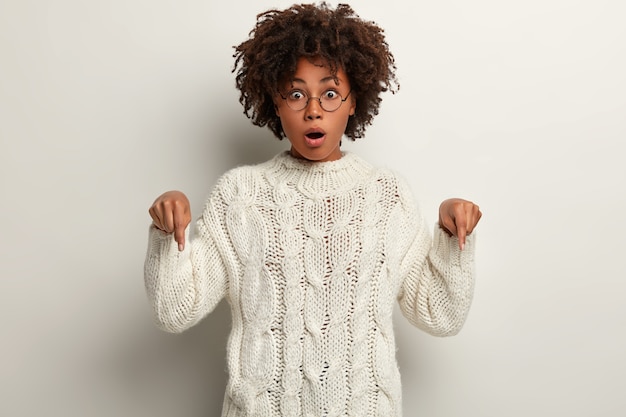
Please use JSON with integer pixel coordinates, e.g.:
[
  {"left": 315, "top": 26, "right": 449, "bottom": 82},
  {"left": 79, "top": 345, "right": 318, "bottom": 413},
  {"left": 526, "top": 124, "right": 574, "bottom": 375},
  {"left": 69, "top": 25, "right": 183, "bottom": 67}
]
[
  {"left": 217, "top": 151, "right": 285, "bottom": 178},
  {"left": 218, "top": 152, "right": 287, "bottom": 182},
  {"left": 207, "top": 155, "right": 281, "bottom": 203},
  {"left": 366, "top": 162, "right": 414, "bottom": 198},
  {"left": 360, "top": 162, "right": 421, "bottom": 217}
]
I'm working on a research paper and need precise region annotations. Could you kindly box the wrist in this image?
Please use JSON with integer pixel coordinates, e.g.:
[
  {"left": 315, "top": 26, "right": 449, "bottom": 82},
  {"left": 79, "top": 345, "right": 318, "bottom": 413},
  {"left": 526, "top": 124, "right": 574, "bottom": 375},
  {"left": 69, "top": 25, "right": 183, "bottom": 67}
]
[{"left": 437, "top": 218, "right": 453, "bottom": 237}]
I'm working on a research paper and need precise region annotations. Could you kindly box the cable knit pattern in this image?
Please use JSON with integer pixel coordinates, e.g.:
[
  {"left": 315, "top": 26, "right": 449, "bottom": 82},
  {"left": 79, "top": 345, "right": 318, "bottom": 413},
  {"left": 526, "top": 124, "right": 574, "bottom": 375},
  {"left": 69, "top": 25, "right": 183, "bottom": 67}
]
[{"left": 144, "top": 151, "right": 475, "bottom": 417}]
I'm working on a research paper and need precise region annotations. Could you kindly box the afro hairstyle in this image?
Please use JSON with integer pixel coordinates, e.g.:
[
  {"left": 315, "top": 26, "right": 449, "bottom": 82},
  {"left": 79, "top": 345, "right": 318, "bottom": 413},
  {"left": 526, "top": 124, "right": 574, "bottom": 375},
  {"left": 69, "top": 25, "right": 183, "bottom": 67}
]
[{"left": 232, "top": 2, "right": 399, "bottom": 140}]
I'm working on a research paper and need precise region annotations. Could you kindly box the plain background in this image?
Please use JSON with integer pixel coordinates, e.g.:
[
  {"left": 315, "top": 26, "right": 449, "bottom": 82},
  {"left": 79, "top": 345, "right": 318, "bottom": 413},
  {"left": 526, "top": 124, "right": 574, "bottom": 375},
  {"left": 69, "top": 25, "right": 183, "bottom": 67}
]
[{"left": 1, "top": 0, "right": 625, "bottom": 416}]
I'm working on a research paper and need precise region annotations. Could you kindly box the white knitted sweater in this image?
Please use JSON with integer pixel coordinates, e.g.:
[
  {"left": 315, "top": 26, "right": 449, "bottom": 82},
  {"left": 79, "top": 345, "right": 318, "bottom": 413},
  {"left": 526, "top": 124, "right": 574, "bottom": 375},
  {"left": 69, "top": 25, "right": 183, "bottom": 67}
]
[{"left": 144, "top": 151, "right": 475, "bottom": 417}]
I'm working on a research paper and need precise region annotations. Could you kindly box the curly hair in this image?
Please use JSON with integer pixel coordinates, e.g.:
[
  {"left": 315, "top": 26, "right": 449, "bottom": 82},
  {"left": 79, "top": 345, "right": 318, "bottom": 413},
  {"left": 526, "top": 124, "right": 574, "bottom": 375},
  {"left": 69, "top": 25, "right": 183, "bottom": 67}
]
[{"left": 232, "top": 2, "right": 399, "bottom": 140}]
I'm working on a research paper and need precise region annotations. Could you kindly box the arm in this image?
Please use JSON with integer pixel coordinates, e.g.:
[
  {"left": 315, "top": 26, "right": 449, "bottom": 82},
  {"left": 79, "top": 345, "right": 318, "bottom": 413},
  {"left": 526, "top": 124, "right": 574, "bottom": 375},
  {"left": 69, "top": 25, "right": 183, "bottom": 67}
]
[
  {"left": 397, "top": 222, "right": 476, "bottom": 336},
  {"left": 395, "top": 183, "right": 481, "bottom": 336},
  {"left": 144, "top": 190, "right": 229, "bottom": 333}
]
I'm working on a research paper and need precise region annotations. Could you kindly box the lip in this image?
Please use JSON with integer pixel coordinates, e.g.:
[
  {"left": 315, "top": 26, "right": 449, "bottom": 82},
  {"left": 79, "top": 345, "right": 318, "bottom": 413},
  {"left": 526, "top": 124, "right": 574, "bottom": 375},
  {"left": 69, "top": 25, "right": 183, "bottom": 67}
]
[{"left": 304, "top": 128, "right": 326, "bottom": 147}]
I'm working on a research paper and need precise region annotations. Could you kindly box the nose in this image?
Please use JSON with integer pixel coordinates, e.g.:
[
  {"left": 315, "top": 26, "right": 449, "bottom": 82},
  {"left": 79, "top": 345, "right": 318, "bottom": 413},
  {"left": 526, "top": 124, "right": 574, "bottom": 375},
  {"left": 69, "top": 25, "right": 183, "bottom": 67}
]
[{"left": 304, "top": 98, "right": 323, "bottom": 120}]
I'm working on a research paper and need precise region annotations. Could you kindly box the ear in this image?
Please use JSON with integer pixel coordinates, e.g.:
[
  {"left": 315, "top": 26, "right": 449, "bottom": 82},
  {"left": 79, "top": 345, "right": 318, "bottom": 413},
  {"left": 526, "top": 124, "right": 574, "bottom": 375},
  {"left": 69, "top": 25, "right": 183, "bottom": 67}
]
[{"left": 348, "top": 97, "right": 356, "bottom": 116}]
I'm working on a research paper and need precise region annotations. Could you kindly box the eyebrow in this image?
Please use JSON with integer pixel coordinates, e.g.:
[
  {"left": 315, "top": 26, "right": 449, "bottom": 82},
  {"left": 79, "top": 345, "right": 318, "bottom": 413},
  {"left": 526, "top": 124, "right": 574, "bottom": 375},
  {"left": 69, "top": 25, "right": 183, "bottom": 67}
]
[{"left": 290, "top": 76, "right": 340, "bottom": 86}]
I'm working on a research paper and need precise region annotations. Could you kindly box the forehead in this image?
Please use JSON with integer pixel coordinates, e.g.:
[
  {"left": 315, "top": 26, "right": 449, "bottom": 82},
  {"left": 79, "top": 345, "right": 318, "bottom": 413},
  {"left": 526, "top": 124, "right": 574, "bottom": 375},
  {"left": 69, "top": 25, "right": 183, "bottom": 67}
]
[{"left": 287, "top": 57, "right": 349, "bottom": 86}]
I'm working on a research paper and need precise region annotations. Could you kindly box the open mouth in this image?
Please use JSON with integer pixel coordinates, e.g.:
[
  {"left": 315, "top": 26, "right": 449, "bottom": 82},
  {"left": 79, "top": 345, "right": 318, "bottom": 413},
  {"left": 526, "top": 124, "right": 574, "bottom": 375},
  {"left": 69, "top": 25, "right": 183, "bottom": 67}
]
[{"left": 306, "top": 131, "right": 325, "bottom": 139}]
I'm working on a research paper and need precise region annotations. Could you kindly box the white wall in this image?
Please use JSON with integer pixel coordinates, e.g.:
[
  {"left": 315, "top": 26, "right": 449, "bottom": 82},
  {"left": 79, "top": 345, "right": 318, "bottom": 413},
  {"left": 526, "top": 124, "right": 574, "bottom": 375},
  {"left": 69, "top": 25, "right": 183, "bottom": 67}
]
[{"left": 1, "top": 0, "right": 624, "bottom": 416}]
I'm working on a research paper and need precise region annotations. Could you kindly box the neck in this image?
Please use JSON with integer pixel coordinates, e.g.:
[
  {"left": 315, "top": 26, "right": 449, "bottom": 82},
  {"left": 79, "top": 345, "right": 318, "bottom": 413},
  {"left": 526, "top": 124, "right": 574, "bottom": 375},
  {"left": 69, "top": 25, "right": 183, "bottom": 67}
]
[{"left": 262, "top": 151, "right": 373, "bottom": 197}]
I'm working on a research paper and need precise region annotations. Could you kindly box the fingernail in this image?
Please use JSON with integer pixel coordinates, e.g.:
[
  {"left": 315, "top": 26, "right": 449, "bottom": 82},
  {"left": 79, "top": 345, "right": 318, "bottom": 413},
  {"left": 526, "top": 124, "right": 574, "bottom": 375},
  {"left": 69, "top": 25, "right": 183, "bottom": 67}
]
[
  {"left": 461, "top": 242, "right": 465, "bottom": 251},
  {"left": 178, "top": 243, "right": 184, "bottom": 252}
]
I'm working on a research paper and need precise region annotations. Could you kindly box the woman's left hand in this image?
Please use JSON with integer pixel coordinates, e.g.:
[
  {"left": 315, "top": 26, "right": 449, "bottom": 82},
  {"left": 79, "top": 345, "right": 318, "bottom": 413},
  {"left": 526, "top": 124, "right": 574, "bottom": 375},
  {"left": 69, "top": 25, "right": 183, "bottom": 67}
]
[{"left": 438, "top": 198, "right": 482, "bottom": 250}]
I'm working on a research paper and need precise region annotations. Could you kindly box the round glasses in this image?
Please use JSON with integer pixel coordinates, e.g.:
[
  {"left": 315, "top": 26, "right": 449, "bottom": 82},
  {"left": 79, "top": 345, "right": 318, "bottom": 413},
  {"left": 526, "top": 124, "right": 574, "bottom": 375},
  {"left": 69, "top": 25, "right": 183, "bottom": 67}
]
[{"left": 279, "top": 89, "right": 352, "bottom": 112}]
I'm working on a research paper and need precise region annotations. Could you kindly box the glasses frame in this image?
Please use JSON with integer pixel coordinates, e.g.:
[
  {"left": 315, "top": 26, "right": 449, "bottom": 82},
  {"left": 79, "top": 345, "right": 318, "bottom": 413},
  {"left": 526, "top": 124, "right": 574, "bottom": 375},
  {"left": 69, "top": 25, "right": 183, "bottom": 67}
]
[{"left": 279, "top": 89, "right": 352, "bottom": 112}]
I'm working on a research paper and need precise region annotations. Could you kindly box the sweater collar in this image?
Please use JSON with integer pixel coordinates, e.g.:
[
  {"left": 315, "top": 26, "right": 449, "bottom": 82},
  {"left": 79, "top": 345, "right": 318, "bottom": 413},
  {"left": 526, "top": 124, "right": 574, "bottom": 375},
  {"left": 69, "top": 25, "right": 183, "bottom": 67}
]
[{"left": 263, "top": 151, "right": 373, "bottom": 197}]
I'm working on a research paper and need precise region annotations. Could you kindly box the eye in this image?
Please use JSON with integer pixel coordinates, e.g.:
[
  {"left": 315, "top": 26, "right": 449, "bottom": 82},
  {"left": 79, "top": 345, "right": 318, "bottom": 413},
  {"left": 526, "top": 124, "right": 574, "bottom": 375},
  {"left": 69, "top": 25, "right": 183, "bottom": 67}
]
[
  {"left": 322, "top": 90, "right": 340, "bottom": 100},
  {"left": 287, "top": 90, "right": 306, "bottom": 101}
]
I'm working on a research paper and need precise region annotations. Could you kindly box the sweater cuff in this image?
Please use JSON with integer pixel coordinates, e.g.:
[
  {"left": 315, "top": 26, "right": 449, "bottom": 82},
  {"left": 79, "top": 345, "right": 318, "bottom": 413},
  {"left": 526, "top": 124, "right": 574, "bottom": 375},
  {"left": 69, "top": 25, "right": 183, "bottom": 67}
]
[
  {"left": 147, "top": 224, "right": 190, "bottom": 256},
  {"left": 433, "top": 224, "right": 475, "bottom": 267}
]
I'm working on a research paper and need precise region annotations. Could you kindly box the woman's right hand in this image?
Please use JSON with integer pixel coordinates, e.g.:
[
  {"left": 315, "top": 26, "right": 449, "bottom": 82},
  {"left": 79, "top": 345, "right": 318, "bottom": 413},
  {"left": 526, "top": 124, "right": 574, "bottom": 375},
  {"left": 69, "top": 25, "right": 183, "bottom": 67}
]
[{"left": 148, "top": 191, "right": 191, "bottom": 251}]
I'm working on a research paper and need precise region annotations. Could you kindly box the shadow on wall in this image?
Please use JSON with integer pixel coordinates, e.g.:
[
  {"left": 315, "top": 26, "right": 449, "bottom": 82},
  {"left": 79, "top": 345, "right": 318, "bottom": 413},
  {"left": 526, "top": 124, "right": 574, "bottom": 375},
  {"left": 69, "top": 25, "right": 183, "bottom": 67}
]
[
  {"left": 211, "top": 119, "right": 288, "bottom": 172},
  {"left": 105, "top": 110, "right": 288, "bottom": 417},
  {"left": 123, "top": 122, "right": 284, "bottom": 417},
  {"left": 113, "top": 300, "right": 231, "bottom": 417}
]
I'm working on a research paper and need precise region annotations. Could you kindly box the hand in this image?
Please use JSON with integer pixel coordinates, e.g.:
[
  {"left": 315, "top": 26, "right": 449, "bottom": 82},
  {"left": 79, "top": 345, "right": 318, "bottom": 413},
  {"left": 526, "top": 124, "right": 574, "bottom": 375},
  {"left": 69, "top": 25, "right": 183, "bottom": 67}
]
[
  {"left": 438, "top": 198, "right": 482, "bottom": 250},
  {"left": 148, "top": 191, "right": 191, "bottom": 251}
]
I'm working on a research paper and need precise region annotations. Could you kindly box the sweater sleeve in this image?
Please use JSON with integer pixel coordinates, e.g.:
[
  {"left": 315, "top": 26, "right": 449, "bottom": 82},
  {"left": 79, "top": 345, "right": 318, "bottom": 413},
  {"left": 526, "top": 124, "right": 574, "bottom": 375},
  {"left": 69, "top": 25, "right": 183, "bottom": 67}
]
[
  {"left": 143, "top": 187, "right": 231, "bottom": 334},
  {"left": 394, "top": 181, "right": 476, "bottom": 337}
]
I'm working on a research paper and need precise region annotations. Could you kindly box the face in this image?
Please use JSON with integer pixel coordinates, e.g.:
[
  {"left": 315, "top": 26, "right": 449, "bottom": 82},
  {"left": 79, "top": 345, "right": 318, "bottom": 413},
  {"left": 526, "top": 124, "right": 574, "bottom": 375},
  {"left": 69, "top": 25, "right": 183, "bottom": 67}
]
[{"left": 275, "top": 57, "right": 356, "bottom": 162}]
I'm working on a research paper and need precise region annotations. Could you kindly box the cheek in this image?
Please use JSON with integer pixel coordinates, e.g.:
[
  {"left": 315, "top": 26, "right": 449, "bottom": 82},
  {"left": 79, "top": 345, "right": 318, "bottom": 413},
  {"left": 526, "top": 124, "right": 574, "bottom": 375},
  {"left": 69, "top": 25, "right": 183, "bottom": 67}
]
[
  {"left": 276, "top": 109, "right": 290, "bottom": 127},
  {"left": 275, "top": 102, "right": 294, "bottom": 122},
  {"left": 276, "top": 111, "right": 298, "bottom": 137}
]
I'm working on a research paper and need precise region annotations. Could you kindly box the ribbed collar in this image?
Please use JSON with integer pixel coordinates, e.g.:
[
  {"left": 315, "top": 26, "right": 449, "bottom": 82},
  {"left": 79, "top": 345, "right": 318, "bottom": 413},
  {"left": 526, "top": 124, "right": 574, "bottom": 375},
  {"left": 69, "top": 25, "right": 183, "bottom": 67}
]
[{"left": 263, "top": 151, "right": 374, "bottom": 197}]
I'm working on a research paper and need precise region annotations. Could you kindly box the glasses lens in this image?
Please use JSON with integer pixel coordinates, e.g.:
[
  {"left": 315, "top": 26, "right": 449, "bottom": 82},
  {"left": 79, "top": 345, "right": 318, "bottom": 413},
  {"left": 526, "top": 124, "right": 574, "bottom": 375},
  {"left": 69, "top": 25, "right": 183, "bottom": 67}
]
[
  {"left": 284, "top": 91, "right": 345, "bottom": 112},
  {"left": 286, "top": 91, "right": 307, "bottom": 111},
  {"left": 288, "top": 100, "right": 307, "bottom": 111},
  {"left": 321, "top": 98, "right": 341, "bottom": 112}
]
